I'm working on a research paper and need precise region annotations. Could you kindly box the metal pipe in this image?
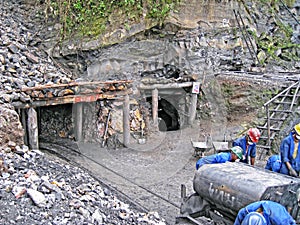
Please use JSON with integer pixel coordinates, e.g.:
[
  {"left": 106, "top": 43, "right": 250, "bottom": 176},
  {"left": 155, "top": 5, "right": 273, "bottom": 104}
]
[{"left": 233, "top": 9, "right": 255, "bottom": 64}]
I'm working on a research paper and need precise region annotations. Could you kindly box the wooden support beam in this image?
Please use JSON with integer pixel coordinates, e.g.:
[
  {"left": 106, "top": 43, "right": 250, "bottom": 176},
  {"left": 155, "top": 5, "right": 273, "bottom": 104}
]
[
  {"left": 123, "top": 95, "right": 130, "bottom": 147},
  {"left": 21, "top": 80, "right": 133, "bottom": 92},
  {"left": 189, "top": 93, "right": 198, "bottom": 125},
  {"left": 21, "top": 109, "right": 28, "bottom": 146},
  {"left": 139, "top": 82, "right": 193, "bottom": 90},
  {"left": 74, "top": 103, "right": 83, "bottom": 142},
  {"left": 152, "top": 89, "right": 159, "bottom": 131},
  {"left": 27, "top": 108, "right": 39, "bottom": 150},
  {"left": 12, "top": 90, "right": 132, "bottom": 109}
]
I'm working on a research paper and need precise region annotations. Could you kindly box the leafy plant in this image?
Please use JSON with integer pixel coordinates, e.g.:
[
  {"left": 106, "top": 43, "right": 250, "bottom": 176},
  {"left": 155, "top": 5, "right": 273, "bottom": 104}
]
[{"left": 45, "top": 0, "right": 180, "bottom": 39}]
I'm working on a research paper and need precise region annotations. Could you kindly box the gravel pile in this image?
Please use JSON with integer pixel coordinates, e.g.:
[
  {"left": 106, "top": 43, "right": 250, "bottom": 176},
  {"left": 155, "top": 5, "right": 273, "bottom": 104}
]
[
  {"left": 0, "top": 0, "right": 74, "bottom": 105},
  {"left": 0, "top": 146, "right": 166, "bottom": 225},
  {"left": 0, "top": 1, "right": 166, "bottom": 224}
]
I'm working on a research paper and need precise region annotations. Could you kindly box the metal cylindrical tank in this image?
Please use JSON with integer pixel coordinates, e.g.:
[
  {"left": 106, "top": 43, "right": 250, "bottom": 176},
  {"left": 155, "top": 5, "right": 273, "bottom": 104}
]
[{"left": 193, "top": 162, "right": 300, "bottom": 220}]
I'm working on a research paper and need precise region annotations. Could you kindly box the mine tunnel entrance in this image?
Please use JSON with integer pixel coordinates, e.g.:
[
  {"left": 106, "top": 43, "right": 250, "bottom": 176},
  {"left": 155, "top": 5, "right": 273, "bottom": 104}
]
[
  {"left": 146, "top": 97, "right": 180, "bottom": 132},
  {"left": 38, "top": 104, "right": 74, "bottom": 141},
  {"left": 158, "top": 98, "right": 180, "bottom": 131},
  {"left": 19, "top": 82, "right": 195, "bottom": 149}
]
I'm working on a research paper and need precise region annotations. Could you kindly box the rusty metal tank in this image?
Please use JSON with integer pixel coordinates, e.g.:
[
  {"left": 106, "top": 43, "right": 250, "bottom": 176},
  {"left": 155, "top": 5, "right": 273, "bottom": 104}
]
[{"left": 179, "top": 162, "right": 300, "bottom": 224}]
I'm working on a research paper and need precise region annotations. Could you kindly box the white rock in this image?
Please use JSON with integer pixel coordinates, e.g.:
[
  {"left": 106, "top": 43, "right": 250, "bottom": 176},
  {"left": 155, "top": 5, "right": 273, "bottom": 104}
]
[{"left": 27, "top": 188, "right": 46, "bottom": 207}]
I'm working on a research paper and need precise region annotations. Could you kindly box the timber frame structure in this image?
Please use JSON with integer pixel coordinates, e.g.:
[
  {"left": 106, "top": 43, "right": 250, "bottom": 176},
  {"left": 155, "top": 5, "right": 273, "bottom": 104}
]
[{"left": 11, "top": 80, "right": 199, "bottom": 150}]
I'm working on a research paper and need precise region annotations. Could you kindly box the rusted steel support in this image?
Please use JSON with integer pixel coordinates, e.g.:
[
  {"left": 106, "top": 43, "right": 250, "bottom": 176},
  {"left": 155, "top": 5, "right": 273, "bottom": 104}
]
[
  {"left": 74, "top": 103, "right": 83, "bottom": 142},
  {"left": 123, "top": 95, "right": 130, "bottom": 147},
  {"left": 189, "top": 93, "right": 198, "bottom": 125},
  {"left": 27, "top": 108, "right": 39, "bottom": 150},
  {"left": 152, "top": 89, "right": 159, "bottom": 131}
]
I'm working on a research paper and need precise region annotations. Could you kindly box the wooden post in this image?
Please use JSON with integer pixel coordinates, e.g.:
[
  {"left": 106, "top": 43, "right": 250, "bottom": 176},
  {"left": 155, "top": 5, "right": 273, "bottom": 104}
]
[
  {"left": 74, "top": 103, "right": 83, "bottom": 142},
  {"left": 178, "top": 97, "right": 186, "bottom": 127},
  {"left": 152, "top": 88, "right": 159, "bottom": 131},
  {"left": 141, "top": 94, "right": 150, "bottom": 135},
  {"left": 123, "top": 95, "right": 130, "bottom": 147},
  {"left": 27, "top": 107, "right": 39, "bottom": 150},
  {"left": 20, "top": 109, "right": 28, "bottom": 145},
  {"left": 189, "top": 93, "right": 198, "bottom": 125}
]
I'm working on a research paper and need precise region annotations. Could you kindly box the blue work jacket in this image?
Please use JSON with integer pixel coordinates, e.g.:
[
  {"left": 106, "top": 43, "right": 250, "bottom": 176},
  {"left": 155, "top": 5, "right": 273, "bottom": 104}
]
[
  {"left": 234, "top": 200, "right": 296, "bottom": 225},
  {"left": 265, "top": 154, "right": 281, "bottom": 173},
  {"left": 280, "top": 132, "right": 300, "bottom": 175},
  {"left": 196, "top": 152, "right": 232, "bottom": 170},
  {"left": 233, "top": 136, "right": 256, "bottom": 164}
]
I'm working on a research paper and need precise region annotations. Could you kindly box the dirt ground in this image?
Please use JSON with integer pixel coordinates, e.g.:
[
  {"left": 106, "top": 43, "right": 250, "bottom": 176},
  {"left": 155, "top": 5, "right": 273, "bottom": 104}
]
[{"left": 40, "top": 118, "right": 270, "bottom": 225}]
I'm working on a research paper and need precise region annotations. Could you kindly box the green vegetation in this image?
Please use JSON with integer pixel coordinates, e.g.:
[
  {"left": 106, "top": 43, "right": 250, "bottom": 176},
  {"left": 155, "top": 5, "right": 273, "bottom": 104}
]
[
  {"left": 241, "top": 0, "right": 300, "bottom": 65},
  {"left": 46, "top": 0, "right": 180, "bottom": 39}
]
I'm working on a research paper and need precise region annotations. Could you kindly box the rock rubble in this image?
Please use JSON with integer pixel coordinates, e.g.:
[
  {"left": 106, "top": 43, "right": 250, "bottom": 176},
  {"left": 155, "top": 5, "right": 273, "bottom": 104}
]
[
  {"left": 0, "top": 146, "right": 166, "bottom": 225},
  {"left": 0, "top": 0, "right": 74, "bottom": 106},
  {"left": 0, "top": 1, "right": 166, "bottom": 224}
]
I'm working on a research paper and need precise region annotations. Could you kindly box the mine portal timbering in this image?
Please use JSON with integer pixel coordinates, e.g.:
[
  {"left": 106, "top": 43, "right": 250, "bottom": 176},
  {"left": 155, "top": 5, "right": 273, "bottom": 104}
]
[{"left": 13, "top": 81, "right": 200, "bottom": 149}]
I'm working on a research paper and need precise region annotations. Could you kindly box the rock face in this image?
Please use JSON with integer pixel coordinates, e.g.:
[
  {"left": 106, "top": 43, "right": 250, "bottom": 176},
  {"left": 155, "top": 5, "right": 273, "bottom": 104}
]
[
  {"left": 0, "top": 104, "right": 24, "bottom": 147},
  {"left": 49, "top": 0, "right": 300, "bottom": 83}
]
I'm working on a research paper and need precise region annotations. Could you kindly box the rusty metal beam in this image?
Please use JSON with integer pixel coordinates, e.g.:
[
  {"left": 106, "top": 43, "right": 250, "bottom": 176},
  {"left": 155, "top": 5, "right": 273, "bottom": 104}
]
[{"left": 12, "top": 90, "right": 132, "bottom": 109}]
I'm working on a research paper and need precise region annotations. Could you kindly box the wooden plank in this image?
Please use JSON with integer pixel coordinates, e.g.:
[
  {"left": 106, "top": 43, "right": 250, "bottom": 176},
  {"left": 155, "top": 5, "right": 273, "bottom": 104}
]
[
  {"left": 138, "top": 82, "right": 193, "bottom": 90},
  {"left": 12, "top": 90, "right": 132, "bottom": 109},
  {"left": 21, "top": 80, "right": 133, "bottom": 92}
]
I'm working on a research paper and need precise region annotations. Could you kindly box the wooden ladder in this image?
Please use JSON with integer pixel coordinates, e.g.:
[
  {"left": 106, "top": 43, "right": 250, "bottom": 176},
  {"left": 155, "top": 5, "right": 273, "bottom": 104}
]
[{"left": 257, "top": 80, "right": 300, "bottom": 155}]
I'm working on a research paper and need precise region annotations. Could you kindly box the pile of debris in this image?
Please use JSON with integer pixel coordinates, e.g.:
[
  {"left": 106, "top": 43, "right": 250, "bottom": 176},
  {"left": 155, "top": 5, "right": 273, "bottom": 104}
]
[
  {"left": 0, "top": 145, "right": 166, "bottom": 225},
  {"left": 0, "top": 2, "right": 166, "bottom": 224},
  {"left": 0, "top": 1, "right": 75, "bottom": 106}
]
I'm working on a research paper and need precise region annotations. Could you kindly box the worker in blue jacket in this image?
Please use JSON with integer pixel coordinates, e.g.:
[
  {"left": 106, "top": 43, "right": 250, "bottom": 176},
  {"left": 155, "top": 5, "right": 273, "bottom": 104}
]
[
  {"left": 265, "top": 154, "right": 281, "bottom": 173},
  {"left": 233, "top": 128, "right": 261, "bottom": 166},
  {"left": 196, "top": 146, "right": 243, "bottom": 170},
  {"left": 279, "top": 123, "right": 300, "bottom": 177},
  {"left": 234, "top": 200, "right": 296, "bottom": 225}
]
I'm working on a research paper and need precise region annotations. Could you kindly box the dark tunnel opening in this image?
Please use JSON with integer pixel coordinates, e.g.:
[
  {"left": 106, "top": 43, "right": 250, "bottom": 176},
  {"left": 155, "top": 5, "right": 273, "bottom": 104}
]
[
  {"left": 147, "top": 97, "right": 180, "bottom": 132},
  {"left": 38, "top": 104, "right": 74, "bottom": 141}
]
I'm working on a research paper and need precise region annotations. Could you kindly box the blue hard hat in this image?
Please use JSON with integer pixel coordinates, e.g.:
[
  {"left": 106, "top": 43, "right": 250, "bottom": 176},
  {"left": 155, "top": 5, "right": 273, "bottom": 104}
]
[{"left": 241, "top": 212, "right": 267, "bottom": 225}]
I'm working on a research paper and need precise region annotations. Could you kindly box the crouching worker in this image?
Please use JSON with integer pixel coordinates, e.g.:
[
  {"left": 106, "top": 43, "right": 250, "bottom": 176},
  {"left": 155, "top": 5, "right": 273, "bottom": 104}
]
[
  {"left": 265, "top": 154, "right": 282, "bottom": 173},
  {"left": 196, "top": 146, "right": 243, "bottom": 170},
  {"left": 234, "top": 200, "right": 296, "bottom": 225},
  {"left": 279, "top": 123, "right": 300, "bottom": 177}
]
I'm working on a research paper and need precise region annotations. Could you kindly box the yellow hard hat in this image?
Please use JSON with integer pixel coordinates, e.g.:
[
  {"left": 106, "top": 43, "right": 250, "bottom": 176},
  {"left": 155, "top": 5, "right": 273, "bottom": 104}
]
[{"left": 295, "top": 123, "right": 300, "bottom": 136}]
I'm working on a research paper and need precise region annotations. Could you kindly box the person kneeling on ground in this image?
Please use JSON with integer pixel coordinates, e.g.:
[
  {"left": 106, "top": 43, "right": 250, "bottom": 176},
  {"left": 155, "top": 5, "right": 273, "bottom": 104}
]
[
  {"left": 195, "top": 146, "right": 243, "bottom": 170},
  {"left": 279, "top": 123, "right": 300, "bottom": 177},
  {"left": 234, "top": 200, "right": 296, "bottom": 225},
  {"left": 232, "top": 128, "right": 261, "bottom": 166},
  {"left": 265, "top": 154, "right": 282, "bottom": 173}
]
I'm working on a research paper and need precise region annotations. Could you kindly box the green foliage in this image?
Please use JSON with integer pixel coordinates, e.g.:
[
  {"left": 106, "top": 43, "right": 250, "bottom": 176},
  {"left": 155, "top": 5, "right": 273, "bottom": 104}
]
[
  {"left": 246, "top": 0, "right": 300, "bottom": 64},
  {"left": 46, "top": 0, "right": 180, "bottom": 39}
]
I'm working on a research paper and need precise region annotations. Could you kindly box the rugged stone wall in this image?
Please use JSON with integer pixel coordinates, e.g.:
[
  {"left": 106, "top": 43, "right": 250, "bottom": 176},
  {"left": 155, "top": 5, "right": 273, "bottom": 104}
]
[
  {"left": 0, "top": 104, "right": 24, "bottom": 148},
  {"left": 45, "top": 0, "right": 300, "bottom": 89},
  {"left": 198, "top": 74, "right": 288, "bottom": 141}
]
